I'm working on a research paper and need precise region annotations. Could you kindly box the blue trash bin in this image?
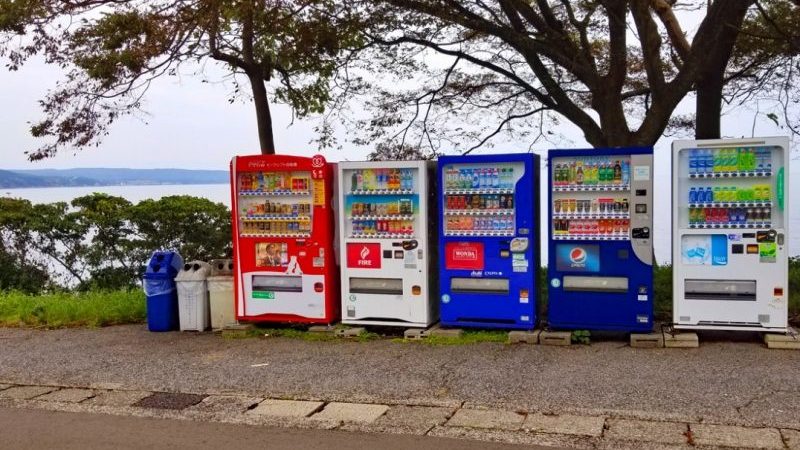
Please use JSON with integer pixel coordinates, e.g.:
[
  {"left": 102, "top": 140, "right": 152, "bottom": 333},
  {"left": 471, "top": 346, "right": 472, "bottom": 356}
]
[{"left": 143, "top": 251, "right": 183, "bottom": 332}]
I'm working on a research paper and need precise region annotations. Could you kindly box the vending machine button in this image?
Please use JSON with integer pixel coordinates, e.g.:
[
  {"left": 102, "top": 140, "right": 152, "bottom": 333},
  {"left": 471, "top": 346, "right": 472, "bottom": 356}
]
[
  {"left": 774, "top": 287, "right": 784, "bottom": 297},
  {"left": 314, "top": 282, "right": 324, "bottom": 292},
  {"left": 412, "top": 286, "right": 421, "bottom": 295}
]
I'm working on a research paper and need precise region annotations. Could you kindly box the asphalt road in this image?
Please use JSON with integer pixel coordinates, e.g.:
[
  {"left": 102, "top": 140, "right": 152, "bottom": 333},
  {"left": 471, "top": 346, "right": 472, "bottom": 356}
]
[
  {"left": 0, "top": 407, "right": 551, "bottom": 450},
  {"left": 1, "top": 325, "right": 798, "bottom": 428}
]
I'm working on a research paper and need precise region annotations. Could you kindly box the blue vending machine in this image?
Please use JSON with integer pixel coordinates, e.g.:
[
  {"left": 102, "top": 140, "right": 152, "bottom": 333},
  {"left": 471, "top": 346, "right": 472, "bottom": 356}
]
[
  {"left": 547, "top": 148, "right": 654, "bottom": 331},
  {"left": 438, "top": 153, "right": 540, "bottom": 329}
]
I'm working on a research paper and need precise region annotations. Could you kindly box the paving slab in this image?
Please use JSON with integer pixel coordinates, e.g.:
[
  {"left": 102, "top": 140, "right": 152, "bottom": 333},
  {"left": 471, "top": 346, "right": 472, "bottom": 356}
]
[
  {"left": 341, "top": 405, "right": 454, "bottom": 435},
  {"left": 604, "top": 419, "right": 688, "bottom": 445},
  {"left": 374, "top": 405, "right": 453, "bottom": 429},
  {"left": 249, "top": 399, "right": 324, "bottom": 418},
  {"left": 312, "top": 402, "right": 389, "bottom": 423},
  {"left": 523, "top": 413, "right": 605, "bottom": 437},
  {"left": 630, "top": 332, "right": 665, "bottom": 348},
  {"left": 430, "top": 426, "right": 596, "bottom": 449},
  {"left": 690, "top": 423, "right": 783, "bottom": 449},
  {"left": 782, "top": 429, "right": 800, "bottom": 450},
  {"left": 307, "top": 325, "right": 334, "bottom": 334},
  {"left": 335, "top": 327, "right": 365, "bottom": 338},
  {"left": 0, "top": 384, "right": 11, "bottom": 391},
  {"left": 85, "top": 390, "right": 153, "bottom": 407},
  {"left": 664, "top": 332, "right": 699, "bottom": 348},
  {"left": 446, "top": 408, "right": 525, "bottom": 431},
  {"left": 429, "top": 327, "right": 463, "bottom": 338},
  {"left": 539, "top": 330, "right": 571, "bottom": 346},
  {"left": 35, "top": 388, "right": 94, "bottom": 403},
  {"left": 0, "top": 385, "right": 56, "bottom": 400},
  {"left": 763, "top": 331, "right": 800, "bottom": 350},
  {"left": 404, "top": 328, "right": 427, "bottom": 340},
  {"left": 187, "top": 395, "right": 263, "bottom": 414},
  {"left": 508, "top": 330, "right": 540, "bottom": 344}
]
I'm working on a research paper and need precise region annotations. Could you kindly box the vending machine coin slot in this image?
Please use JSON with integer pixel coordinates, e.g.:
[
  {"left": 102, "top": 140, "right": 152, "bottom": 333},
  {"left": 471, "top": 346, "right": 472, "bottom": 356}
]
[
  {"left": 636, "top": 189, "right": 647, "bottom": 196},
  {"left": 632, "top": 227, "right": 650, "bottom": 239}
]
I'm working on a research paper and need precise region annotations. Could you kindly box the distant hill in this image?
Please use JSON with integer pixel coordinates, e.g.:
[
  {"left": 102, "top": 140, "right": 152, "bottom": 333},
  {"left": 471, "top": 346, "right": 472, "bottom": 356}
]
[
  {"left": 1, "top": 168, "right": 229, "bottom": 188},
  {"left": 0, "top": 169, "right": 101, "bottom": 188}
]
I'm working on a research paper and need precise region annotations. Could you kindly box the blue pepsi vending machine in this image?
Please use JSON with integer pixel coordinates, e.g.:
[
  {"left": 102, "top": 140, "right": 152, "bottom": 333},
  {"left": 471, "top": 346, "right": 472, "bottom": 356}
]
[
  {"left": 438, "top": 153, "right": 540, "bottom": 329},
  {"left": 547, "top": 148, "right": 654, "bottom": 331}
]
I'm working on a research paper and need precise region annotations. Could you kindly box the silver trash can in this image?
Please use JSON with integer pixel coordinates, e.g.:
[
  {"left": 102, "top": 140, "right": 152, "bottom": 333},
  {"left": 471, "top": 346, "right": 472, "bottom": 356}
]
[
  {"left": 208, "top": 259, "right": 236, "bottom": 330},
  {"left": 176, "top": 261, "right": 211, "bottom": 331}
]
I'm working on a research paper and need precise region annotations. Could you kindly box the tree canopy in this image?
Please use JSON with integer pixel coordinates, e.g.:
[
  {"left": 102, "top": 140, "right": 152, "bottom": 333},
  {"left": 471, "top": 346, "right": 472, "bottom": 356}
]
[
  {"left": 339, "top": 0, "right": 799, "bottom": 153},
  {"left": 0, "top": 0, "right": 365, "bottom": 157},
  {"left": 1, "top": 1, "right": 798, "bottom": 158}
]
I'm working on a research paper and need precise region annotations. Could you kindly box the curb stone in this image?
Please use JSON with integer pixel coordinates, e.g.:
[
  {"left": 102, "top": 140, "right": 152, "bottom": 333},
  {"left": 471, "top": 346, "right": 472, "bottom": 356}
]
[
  {"left": 35, "top": 388, "right": 95, "bottom": 403},
  {"left": 250, "top": 399, "right": 324, "bottom": 418},
  {"left": 312, "top": 402, "right": 389, "bottom": 423},
  {"left": 604, "top": 419, "right": 689, "bottom": 445},
  {"left": 690, "top": 423, "right": 784, "bottom": 449},
  {"left": 446, "top": 408, "right": 525, "bottom": 431},
  {"left": 0, "top": 385, "right": 57, "bottom": 400},
  {"left": 0, "top": 383, "right": 794, "bottom": 449}
]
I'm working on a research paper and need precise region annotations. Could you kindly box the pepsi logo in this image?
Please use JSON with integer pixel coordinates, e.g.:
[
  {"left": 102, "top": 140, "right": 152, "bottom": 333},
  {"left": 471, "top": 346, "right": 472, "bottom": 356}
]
[{"left": 569, "top": 247, "right": 587, "bottom": 264}]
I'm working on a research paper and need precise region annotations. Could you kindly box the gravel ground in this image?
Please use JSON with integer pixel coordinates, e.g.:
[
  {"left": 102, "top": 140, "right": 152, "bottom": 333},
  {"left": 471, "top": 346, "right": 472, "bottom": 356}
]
[{"left": 1, "top": 325, "right": 798, "bottom": 429}]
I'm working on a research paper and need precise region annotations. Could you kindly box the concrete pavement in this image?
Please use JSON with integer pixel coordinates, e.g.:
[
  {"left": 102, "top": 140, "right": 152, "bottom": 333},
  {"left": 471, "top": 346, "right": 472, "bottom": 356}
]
[{"left": 1, "top": 325, "right": 799, "bottom": 448}]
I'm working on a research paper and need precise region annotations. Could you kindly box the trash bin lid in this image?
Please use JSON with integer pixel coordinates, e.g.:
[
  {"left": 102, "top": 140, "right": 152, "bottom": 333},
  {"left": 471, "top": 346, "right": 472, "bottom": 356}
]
[
  {"left": 209, "top": 259, "right": 234, "bottom": 276},
  {"left": 175, "top": 260, "right": 212, "bottom": 282},
  {"left": 146, "top": 251, "right": 183, "bottom": 277}
]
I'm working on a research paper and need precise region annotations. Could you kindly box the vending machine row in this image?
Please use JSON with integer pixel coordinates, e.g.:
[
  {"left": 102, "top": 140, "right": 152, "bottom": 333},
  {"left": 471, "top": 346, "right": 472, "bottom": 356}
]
[{"left": 228, "top": 138, "right": 789, "bottom": 333}]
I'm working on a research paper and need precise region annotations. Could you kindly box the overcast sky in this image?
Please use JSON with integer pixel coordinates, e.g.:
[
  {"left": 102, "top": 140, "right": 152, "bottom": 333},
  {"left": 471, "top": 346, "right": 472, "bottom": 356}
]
[{"left": 0, "top": 50, "right": 795, "bottom": 172}]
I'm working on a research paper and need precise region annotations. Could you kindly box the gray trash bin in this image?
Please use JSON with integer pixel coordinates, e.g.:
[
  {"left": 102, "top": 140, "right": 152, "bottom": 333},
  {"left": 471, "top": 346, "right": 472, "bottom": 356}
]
[
  {"left": 208, "top": 259, "right": 235, "bottom": 330},
  {"left": 176, "top": 261, "right": 211, "bottom": 331}
]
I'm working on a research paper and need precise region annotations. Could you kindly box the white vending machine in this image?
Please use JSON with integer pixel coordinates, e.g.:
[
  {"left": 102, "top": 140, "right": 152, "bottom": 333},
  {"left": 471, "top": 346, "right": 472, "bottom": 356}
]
[
  {"left": 672, "top": 137, "right": 790, "bottom": 331},
  {"left": 337, "top": 161, "right": 438, "bottom": 327}
]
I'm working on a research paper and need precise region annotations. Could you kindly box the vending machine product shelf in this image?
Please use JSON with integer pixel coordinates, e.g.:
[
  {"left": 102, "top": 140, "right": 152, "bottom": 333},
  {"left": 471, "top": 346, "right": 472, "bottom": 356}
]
[
  {"left": 672, "top": 137, "right": 790, "bottom": 331},
  {"left": 547, "top": 148, "right": 654, "bottom": 332}
]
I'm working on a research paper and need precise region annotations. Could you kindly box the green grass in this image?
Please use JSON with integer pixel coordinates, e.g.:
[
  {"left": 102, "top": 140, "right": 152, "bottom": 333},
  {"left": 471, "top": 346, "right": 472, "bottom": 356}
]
[
  {"left": 398, "top": 330, "right": 509, "bottom": 345},
  {"left": 789, "top": 257, "right": 800, "bottom": 324},
  {"left": 224, "top": 326, "right": 381, "bottom": 342},
  {"left": 0, "top": 289, "right": 146, "bottom": 328}
]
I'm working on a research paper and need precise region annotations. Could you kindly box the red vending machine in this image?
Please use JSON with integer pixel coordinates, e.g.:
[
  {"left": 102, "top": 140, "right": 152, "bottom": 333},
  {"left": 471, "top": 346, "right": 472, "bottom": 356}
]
[{"left": 230, "top": 154, "right": 338, "bottom": 324}]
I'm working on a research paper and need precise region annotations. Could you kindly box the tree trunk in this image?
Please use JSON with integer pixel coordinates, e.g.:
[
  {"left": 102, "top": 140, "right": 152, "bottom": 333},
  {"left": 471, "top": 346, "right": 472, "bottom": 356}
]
[
  {"left": 694, "top": 0, "right": 753, "bottom": 139},
  {"left": 695, "top": 73, "right": 724, "bottom": 139},
  {"left": 248, "top": 73, "right": 276, "bottom": 154}
]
